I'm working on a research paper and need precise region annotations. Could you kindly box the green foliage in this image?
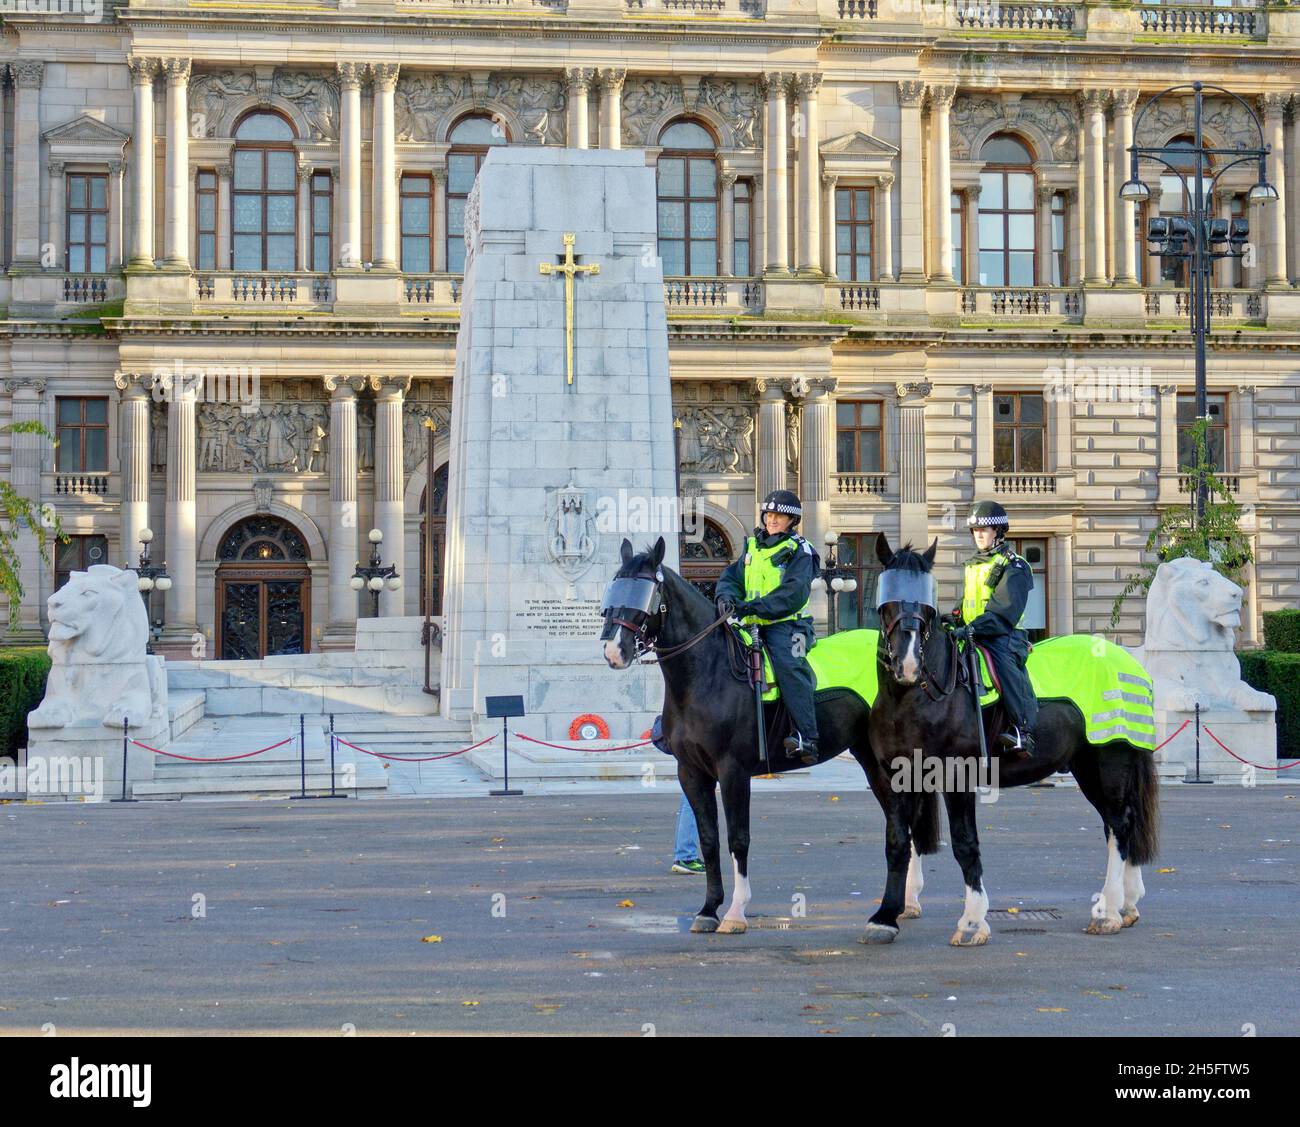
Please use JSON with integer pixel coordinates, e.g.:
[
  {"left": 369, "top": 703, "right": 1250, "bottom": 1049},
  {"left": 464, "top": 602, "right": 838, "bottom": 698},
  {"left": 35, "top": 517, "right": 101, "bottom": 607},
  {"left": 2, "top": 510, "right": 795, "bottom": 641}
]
[
  {"left": 0, "top": 422, "right": 65, "bottom": 632},
  {"left": 0, "top": 647, "right": 52, "bottom": 760},
  {"left": 1262, "top": 610, "right": 1300, "bottom": 654},
  {"left": 1237, "top": 651, "right": 1300, "bottom": 761},
  {"left": 1110, "top": 417, "right": 1253, "bottom": 629}
]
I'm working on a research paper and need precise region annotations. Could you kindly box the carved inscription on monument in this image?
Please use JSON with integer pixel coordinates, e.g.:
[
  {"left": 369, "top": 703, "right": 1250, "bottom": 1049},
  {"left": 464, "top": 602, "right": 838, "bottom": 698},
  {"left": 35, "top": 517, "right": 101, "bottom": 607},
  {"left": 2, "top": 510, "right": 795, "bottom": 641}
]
[{"left": 512, "top": 598, "right": 604, "bottom": 638}]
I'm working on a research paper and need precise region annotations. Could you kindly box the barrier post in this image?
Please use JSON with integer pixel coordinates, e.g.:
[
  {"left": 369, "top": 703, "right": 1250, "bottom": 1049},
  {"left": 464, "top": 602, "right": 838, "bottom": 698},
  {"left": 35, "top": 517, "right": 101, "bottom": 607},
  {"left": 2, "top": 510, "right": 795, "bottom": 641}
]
[
  {"left": 111, "top": 716, "right": 137, "bottom": 803},
  {"left": 1187, "top": 701, "right": 1213, "bottom": 784},
  {"left": 328, "top": 713, "right": 337, "bottom": 797},
  {"left": 299, "top": 713, "right": 307, "bottom": 798}
]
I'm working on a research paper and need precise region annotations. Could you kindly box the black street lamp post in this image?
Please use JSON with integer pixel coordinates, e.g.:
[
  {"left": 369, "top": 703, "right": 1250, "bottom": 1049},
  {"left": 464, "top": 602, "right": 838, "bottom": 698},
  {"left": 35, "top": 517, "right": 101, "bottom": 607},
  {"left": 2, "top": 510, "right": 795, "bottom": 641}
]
[
  {"left": 351, "top": 528, "right": 402, "bottom": 618},
  {"left": 1120, "top": 81, "right": 1277, "bottom": 526},
  {"left": 133, "top": 528, "right": 171, "bottom": 655},
  {"left": 814, "top": 530, "right": 857, "bottom": 636}
]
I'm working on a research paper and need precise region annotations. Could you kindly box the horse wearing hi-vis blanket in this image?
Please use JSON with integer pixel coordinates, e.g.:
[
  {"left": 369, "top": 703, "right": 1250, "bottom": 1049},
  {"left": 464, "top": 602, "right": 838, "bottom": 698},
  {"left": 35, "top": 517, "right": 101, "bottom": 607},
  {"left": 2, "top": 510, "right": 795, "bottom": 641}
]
[{"left": 600, "top": 535, "right": 1160, "bottom": 946}]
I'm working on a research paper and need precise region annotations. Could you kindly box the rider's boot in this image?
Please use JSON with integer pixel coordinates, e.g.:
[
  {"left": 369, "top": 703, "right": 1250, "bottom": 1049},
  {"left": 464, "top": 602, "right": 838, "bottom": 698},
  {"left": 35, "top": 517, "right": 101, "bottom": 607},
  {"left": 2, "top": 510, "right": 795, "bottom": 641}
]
[
  {"left": 1000, "top": 724, "right": 1035, "bottom": 760},
  {"left": 783, "top": 732, "right": 820, "bottom": 767}
]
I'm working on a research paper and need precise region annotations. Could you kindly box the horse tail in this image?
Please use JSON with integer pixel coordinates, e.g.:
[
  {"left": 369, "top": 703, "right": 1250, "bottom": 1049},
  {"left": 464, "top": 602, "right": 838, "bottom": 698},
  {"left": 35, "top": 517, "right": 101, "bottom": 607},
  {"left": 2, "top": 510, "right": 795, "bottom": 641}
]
[
  {"left": 911, "top": 787, "right": 941, "bottom": 856},
  {"left": 1126, "top": 748, "right": 1160, "bottom": 866}
]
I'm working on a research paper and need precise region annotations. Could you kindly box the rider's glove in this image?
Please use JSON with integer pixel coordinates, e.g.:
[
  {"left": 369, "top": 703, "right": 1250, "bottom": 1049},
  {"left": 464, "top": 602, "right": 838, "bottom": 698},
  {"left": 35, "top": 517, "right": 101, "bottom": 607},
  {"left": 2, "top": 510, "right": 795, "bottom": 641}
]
[
  {"left": 733, "top": 601, "right": 758, "bottom": 620},
  {"left": 715, "top": 595, "right": 736, "bottom": 619},
  {"left": 950, "top": 625, "right": 972, "bottom": 644}
]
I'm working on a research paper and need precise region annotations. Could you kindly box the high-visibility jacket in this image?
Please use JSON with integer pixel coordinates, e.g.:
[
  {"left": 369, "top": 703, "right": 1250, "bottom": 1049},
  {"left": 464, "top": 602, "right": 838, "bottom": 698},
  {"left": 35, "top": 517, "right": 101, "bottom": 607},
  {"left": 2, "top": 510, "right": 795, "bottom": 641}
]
[
  {"left": 961, "top": 545, "right": 1031, "bottom": 636},
  {"left": 715, "top": 532, "right": 817, "bottom": 627}
]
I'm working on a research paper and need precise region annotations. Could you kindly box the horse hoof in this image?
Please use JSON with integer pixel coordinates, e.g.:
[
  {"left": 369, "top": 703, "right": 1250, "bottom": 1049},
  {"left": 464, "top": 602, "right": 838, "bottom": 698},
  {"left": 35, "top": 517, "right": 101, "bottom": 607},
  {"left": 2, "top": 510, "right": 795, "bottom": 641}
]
[
  {"left": 950, "top": 925, "right": 990, "bottom": 947},
  {"left": 1086, "top": 917, "right": 1122, "bottom": 936},
  {"left": 717, "top": 918, "right": 748, "bottom": 935},
  {"left": 859, "top": 923, "right": 899, "bottom": 945},
  {"left": 690, "top": 916, "right": 719, "bottom": 934},
  {"left": 1120, "top": 908, "right": 1140, "bottom": 928},
  {"left": 900, "top": 904, "right": 922, "bottom": 920}
]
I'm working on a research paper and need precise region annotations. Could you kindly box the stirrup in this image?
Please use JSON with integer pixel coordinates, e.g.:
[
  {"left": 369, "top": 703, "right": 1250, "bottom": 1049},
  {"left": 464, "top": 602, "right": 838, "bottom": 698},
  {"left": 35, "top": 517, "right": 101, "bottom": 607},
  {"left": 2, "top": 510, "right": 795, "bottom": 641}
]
[{"left": 783, "top": 733, "right": 819, "bottom": 766}]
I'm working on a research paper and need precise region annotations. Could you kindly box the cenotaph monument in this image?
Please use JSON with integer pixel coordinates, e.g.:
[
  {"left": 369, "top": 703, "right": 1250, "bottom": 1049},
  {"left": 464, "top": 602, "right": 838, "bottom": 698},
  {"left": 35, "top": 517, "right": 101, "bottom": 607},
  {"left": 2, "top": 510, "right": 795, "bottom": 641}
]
[{"left": 440, "top": 148, "right": 679, "bottom": 742}]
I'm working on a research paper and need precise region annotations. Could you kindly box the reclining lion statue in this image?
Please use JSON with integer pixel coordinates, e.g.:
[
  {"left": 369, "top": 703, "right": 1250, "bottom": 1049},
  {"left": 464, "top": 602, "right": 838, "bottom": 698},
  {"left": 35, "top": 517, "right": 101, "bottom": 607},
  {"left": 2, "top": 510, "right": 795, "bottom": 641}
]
[
  {"left": 1131, "top": 556, "right": 1274, "bottom": 714},
  {"left": 27, "top": 565, "right": 166, "bottom": 731}
]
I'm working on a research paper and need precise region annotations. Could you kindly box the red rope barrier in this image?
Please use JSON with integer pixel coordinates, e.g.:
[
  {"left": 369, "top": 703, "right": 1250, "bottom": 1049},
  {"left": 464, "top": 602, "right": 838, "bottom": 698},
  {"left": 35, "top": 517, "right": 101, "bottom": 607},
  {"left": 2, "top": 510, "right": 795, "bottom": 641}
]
[
  {"left": 1151, "top": 719, "right": 1190, "bottom": 752},
  {"left": 132, "top": 736, "right": 296, "bottom": 762},
  {"left": 335, "top": 734, "right": 496, "bottom": 763},
  {"left": 512, "top": 732, "right": 655, "bottom": 753},
  {"left": 1202, "top": 726, "right": 1300, "bottom": 772}
]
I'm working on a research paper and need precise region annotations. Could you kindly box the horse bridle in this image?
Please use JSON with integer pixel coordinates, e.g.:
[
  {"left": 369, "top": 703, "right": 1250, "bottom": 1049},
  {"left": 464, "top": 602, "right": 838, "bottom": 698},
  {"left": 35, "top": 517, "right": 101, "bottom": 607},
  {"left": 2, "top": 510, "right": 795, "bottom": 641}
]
[
  {"left": 601, "top": 570, "right": 732, "bottom": 664},
  {"left": 875, "top": 569, "right": 959, "bottom": 700}
]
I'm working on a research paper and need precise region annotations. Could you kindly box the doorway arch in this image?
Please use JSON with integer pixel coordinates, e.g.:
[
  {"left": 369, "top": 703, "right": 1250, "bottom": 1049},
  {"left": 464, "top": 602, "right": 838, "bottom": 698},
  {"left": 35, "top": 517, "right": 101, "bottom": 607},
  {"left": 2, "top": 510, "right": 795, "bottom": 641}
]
[{"left": 215, "top": 514, "right": 312, "bottom": 659}]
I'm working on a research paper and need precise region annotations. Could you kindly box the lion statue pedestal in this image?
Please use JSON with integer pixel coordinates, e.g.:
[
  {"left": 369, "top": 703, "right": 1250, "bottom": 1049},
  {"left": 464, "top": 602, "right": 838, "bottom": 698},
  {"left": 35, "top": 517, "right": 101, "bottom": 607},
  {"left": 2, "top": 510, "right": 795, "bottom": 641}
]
[
  {"left": 1131, "top": 557, "right": 1277, "bottom": 783},
  {"left": 25, "top": 565, "right": 167, "bottom": 799}
]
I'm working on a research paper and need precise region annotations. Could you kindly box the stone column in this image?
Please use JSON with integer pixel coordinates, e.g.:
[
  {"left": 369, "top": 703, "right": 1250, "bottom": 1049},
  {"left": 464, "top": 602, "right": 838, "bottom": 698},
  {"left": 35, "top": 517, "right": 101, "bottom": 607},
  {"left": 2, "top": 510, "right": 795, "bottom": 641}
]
[
  {"left": 161, "top": 373, "right": 198, "bottom": 643},
  {"left": 337, "top": 62, "right": 364, "bottom": 268},
  {"left": 11, "top": 61, "right": 45, "bottom": 268},
  {"left": 1214, "top": 190, "right": 1234, "bottom": 289},
  {"left": 108, "top": 159, "right": 125, "bottom": 268},
  {"left": 821, "top": 172, "right": 838, "bottom": 277},
  {"left": 1288, "top": 98, "right": 1300, "bottom": 284},
  {"left": 432, "top": 168, "right": 448, "bottom": 272},
  {"left": 1261, "top": 93, "right": 1288, "bottom": 287},
  {"left": 1080, "top": 89, "right": 1108, "bottom": 285},
  {"left": 1157, "top": 384, "right": 1179, "bottom": 482},
  {"left": 325, "top": 375, "right": 363, "bottom": 640},
  {"left": 370, "top": 375, "right": 410, "bottom": 616},
  {"left": 896, "top": 380, "right": 932, "bottom": 550},
  {"left": 964, "top": 184, "right": 981, "bottom": 284},
  {"left": 209, "top": 163, "right": 230, "bottom": 270},
  {"left": 127, "top": 57, "right": 157, "bottom": 268},
  {"left": 762, "top": 73, "right": 789, "bottom": 273},
  {"left": 1236, "top": 384, "right": 1258, "bottom": 472},
  {"left": 878, "top": 173, "right": 895, "bottom": 281},
  {"left": 4, "top": 377, "right": 47, "bottom": 640},
  {"left": 47, "top": 161, "right": 65, "bottom": 269},
  {"left": 566, "top": 68, "right": 594, "bottom": 151},
  {"left": 795, "top": 72, "right": 823, "bottom": 275},
  {"left": 598, "top": 69, "right": 625, "bottom": 150},
  {"left": 370, "top": 63, "right": 400, "bottom": 270},
  {"left": 752, "top": 172, "right": 765, "bottom": 273},
  {"left": 719, "top": 170, "right": 736, "bottom": 276},
  {"left": 797, "top": 378, "right": 837, "bottom": 558},
  {"left": 297, "top": 164, "right": 312, "bottom": 272},
  {"left": 897, "top": 80, "right": 927, "bottom": 283},
  {"left": 161, "top": 58, "right": 191, "bottom": 270},
  {"left": 756, "top": 378, "right": 788, "bottom": 501},
  {"left": 1247, "top": 197, "right": 1264, "bottom": 288},
  {"left": 1112, "top": 89, "right": 1139, "bottom": 284},
  {"left": 928, "top": 84, "right": 956, "bottom": 283},
  {"left": 114, "top": 372, "right": 153, "bottom": 565},
  {"left": 0, "top": 79, "right": 6, "bottom": 266},
  {"left": 973, "top": 383, "right": 994, "bottom": 474},
  {"left": 1036, "top": 183, "right": 1055, "bottom": 286}
]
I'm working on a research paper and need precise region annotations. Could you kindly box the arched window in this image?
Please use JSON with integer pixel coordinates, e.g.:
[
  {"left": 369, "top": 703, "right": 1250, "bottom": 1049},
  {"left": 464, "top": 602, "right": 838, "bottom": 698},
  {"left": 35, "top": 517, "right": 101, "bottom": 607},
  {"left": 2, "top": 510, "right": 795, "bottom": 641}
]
[
  {"left": 232, "top": 111, "right": 298, "bottom": 272},
  {"left": 657, "top": 120, "right": 719, "bottom": 277},
  {"left": 218, "top": 515, "right": 310, "bottom": 562},
  {"left": 447, "top": 114, "right": 507, "bottom": 273},
  {"left": 977, "top": 133, "right": 1036, "bottom": 286},
  {"left": 680, "top": 517, "right": 732, "bottom": 600}
]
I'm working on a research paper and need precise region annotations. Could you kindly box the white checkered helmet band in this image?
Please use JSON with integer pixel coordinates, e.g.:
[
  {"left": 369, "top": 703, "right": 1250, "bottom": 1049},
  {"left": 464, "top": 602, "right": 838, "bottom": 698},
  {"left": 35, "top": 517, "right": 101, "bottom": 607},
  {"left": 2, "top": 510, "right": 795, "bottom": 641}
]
[{"left": 760, "top": 500, "right": 802, "bottom": 517}]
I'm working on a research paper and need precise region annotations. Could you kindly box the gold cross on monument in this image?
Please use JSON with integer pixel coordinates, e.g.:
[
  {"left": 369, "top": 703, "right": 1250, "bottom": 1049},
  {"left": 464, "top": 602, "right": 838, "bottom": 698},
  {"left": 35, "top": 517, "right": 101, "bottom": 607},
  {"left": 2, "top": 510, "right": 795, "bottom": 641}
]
[{"left": 539, "top": 232, "right": 600, "bottom": 385}]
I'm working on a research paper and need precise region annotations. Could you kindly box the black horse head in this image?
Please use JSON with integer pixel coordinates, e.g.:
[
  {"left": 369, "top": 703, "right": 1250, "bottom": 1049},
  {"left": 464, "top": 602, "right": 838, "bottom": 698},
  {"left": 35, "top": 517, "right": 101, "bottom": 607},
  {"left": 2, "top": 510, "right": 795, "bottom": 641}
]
[
  {"left": 600, "top": 536, "right": 668, "bottom": 670},
  {"left": 874, "top": 533, "right": 939, "bottom": 687}
]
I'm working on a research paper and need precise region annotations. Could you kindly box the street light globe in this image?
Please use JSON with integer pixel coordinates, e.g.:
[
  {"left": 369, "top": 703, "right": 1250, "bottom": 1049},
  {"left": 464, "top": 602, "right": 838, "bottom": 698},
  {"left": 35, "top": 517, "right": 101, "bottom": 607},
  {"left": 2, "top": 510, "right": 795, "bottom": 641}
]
[
  {"left": 843, "top": 578, "right": 858, "bottom": 593},
  {"left": 1248, "top": 181, "right": 1279, "bottom": 203},
  {"left": 368, "top": 576, "right": 385, "bottom": 592},
  {"left": 831, "top": 577, "right": 845, "bottom": 592},
  {"left": 137, "top": 576, "right": 154, "bottom": 592},
  {"left": 155, "top": 576, "right": 172, "bottom": 592},
  {"left": 368, "top": 528, "right": 383, "bottom": 544},
  {"left": 139, "top": 527, "right": 154, "bottom": 544},
  {"left": 809, "top": 576, "right": 826, "bottom": 593},
  {"left": 824, "top": 530, "right": 839, "bottom": 547},
  {"left": 386, "top": 576, "right": 402, "bottom": 591},
  {"left": 1119, "top": 179, "right": 1150, "bottom": 204},
  {"left": 349, "top": 575, "right": 365, "bottom": 591}
]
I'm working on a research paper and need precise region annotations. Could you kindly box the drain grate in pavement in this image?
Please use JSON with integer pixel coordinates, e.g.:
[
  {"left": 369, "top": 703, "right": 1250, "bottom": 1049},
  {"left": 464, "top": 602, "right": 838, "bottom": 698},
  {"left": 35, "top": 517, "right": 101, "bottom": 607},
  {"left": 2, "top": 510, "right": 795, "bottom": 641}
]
[
  {"left": 543, "top": 886, "right": 659, "bottom": 898},
  {"left": 1001, "top": 927, "right": 1048, "bottom": 934},
  {"left": 1237, "top": 878, "right": 1295, "bottom": 885},
  {"left": 988, "top": 908, "right": 1062, "bottom": 922},
  {"left": 747, "top": 916, "right": 814, "bottom": 930}
]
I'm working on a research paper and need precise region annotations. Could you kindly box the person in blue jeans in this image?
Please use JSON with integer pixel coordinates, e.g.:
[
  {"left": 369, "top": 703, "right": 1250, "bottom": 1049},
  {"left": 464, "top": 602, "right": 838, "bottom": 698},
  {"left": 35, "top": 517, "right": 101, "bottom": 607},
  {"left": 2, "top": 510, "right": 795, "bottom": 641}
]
[{"left": 653, "top": 713, "right": 704, "bottom": 875}]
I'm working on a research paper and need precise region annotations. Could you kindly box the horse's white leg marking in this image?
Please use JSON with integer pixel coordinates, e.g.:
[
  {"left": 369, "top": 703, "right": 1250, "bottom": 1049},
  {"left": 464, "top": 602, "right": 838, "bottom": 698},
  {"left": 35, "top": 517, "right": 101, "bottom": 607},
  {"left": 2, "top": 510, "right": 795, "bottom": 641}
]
[
  {"left": 1087, "top": 830, "right": 1125, "bottom": 934},
  {"left": 1121, "top": 857, "right": 1146, "bottom": 926},
  {"left": 901, "top": 842, "right": 924, "bottom": 919},
  {"left": 717, "top": 853, "right": 751, "bottom": 934},
  {"left": 950, "top": 883, "right": 990, "bottom": 946}
]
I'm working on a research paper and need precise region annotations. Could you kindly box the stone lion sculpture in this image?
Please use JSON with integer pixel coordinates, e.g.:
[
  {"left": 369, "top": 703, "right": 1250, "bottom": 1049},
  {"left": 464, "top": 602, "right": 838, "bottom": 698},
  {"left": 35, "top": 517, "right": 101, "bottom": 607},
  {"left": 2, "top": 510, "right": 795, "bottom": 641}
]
[
  {"left": 1132, "top": 557, "right": 1275, "bottom": 713},
  {"left": 27, "top": 565, "right": 166, "bottom": 731}
]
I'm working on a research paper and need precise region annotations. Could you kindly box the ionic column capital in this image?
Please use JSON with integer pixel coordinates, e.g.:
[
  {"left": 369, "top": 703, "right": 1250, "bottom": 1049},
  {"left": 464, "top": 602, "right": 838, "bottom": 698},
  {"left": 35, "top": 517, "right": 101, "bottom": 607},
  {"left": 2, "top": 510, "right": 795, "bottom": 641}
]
[
  {"left": 895, "top": 380, "right": 933, "bottom": 406},
  {"left": 324, "top": 374, "right": 367, "bottom": 395},
  {"left": 367, "top": 374, "right": 413, "bottom": 396},
  {"left": 4, "top": 376, "right": 47, "bottom": 395}
]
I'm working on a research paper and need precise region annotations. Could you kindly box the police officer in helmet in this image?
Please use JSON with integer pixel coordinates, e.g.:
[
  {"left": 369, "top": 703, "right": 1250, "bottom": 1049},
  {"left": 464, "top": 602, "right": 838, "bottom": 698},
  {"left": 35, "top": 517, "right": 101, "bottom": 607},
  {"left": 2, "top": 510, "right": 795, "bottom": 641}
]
[
  {"left": 949, "top": 500, "right": 1039, "bottom": 759},
  {"left": 713, "top": 490, "right": 822, "bottom": 767}
]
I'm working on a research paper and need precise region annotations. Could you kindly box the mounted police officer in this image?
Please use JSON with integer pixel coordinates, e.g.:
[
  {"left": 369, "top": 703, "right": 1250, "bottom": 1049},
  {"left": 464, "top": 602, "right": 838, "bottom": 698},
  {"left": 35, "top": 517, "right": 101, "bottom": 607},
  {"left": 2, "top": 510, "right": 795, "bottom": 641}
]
[
  {"left": 949, "top": 501, "right": 1039, "bottom": 759},
  {"left": 713, "top": 490, "right": 822, "bottom": 767}
]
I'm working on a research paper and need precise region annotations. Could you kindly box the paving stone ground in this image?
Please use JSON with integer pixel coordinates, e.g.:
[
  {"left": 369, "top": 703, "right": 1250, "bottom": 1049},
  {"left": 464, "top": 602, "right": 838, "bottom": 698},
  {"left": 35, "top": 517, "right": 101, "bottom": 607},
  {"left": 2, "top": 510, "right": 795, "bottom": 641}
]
[{"left": 1, "top": 785, "right": 1296, "bottom": 1036}]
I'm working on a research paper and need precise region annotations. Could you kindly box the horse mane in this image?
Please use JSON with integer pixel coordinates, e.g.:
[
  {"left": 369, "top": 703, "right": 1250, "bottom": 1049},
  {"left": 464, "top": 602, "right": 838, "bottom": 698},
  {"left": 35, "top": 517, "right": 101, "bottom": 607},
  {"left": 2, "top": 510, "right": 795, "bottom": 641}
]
[
  {"left": 622, "top": 545, "right": 714, "bottom": 613},
  {"left": 888, "top": 541, "right": 933, "bottom": 574}
]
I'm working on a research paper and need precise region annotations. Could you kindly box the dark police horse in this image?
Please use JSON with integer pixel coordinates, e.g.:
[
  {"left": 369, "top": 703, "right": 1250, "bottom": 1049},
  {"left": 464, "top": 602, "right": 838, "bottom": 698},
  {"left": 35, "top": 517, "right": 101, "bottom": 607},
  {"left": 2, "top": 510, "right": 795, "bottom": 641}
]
[
  {"left": 867, "top": 534, "right": 1160, "bottom": 946},
  {"left": 601, "top": 536, "right": 940, "bottom": 936}
]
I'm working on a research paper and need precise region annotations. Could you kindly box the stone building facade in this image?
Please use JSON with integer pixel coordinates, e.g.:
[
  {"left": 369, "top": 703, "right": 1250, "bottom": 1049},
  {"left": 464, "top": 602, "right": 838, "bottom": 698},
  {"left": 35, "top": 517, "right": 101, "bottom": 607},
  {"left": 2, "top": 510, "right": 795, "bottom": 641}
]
[{"left": 2, "top": 0, "right": 1298, "bottom": 660}]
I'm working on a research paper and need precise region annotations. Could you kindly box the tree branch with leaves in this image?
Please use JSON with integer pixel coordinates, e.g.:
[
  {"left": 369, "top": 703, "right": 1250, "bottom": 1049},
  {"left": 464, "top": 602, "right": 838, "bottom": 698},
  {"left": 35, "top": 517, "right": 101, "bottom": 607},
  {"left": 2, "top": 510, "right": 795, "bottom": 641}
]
[{"left": 1, "top": 421, "right": 65, "bottom": 633}]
